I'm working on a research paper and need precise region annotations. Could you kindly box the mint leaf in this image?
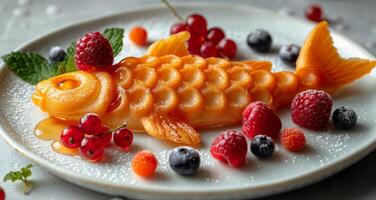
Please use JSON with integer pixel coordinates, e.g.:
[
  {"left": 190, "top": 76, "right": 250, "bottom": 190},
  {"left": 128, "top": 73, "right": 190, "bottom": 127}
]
[
  {"left": 2, "top": 27, "right": 125, "bottom": 85},
  {"left": 20, "top": 164, "right": 33, "bottom": 179},
  {"left": 2, "top": 52, "right": 58, "bottom": 84},
  {"left": 57, "top": 42, "right": 76, "bottom": 74},
  {"left": 4, "top": 171, "right": 22, "bottom": 182},
  {"left": 103, "top": 28, "right": 124, "bottom": 56},
  {"left": 4, "top": 164, "right": 33, "bottom": 194}
]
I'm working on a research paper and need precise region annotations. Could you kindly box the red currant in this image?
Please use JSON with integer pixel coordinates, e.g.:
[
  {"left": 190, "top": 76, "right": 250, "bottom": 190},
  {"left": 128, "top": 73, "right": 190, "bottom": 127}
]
[
  {"left": 207, "top": 27, "right": 225, "bottom": 44},
  {"left": 97, "top": 126, "right": 112, "bottom": 147},
  {"left": 186, "top": 14, "right": 207, "bottom": 37},
  {"left": 200, "top": 42, "right": 218, "bottom": 58},
  {"left": 305, "top": 4, "right": 323, "bottom": 22},
  {"left": 79, "top": 136, "right": 105, "bottom": 161},
  {"left": 0, "top": 186, "right": 5, "bottom": 200},
  {"left": 188, "top": 36, "right": 204, "bottom": 55},
  {"left": 79, "top": 113, "right": 102, "bottom": 135},
  {"left": 170, "top": 22, "right": 188, "bottom": 35},
  {"left": 60, "top": 126, "right": 85, "bottom": 148},
  {"left": 218, "top": 39, "right": 237, "bottom": 59},
  {"left": 113, "top": 127, "right": 133, "bottom": 151}
]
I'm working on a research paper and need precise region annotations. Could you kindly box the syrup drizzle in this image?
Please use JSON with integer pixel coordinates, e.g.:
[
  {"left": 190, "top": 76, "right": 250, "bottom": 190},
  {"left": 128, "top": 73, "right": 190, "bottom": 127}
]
[{"left": 35, "top": 117, "right": 79, "bottom": 155}]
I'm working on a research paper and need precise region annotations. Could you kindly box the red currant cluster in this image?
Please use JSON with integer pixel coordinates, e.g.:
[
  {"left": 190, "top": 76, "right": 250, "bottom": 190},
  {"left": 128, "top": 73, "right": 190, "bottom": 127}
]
[
  {"left": 60, "top": 113, "right": 133, "bottom": 162},
  {"left": 170, "top": 14, "right": 237, "bottom": 59}
]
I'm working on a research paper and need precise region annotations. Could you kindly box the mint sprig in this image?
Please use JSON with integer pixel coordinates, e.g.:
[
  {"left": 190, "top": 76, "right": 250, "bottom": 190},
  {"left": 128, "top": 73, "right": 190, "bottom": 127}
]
[
  {"left": 2, "top": 52, "right": 58, "bottom": 85},
  {"left": 2, "top": 27, "right": 124, "bottom": 85},
  {"left": 103, "top": 28, "right": 124, "bottom": 57},
  {"left": 3, "top": 164, "right": 33, "bottom": 194},
  {"left": 57, "top": 42, "right": 76, "bottom": 74}
]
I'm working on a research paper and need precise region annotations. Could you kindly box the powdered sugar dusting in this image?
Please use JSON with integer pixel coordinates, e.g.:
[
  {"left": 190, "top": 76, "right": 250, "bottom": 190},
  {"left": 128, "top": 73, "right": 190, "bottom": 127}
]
[{"left": 0, "top": 7, "right": 376, "bottom": 197}]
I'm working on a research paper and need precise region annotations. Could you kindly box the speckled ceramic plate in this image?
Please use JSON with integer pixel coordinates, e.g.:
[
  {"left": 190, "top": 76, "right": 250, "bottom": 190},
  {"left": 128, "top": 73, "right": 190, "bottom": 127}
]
[{"left": 0, "top": 2, "right": 376, "bottom": 200}]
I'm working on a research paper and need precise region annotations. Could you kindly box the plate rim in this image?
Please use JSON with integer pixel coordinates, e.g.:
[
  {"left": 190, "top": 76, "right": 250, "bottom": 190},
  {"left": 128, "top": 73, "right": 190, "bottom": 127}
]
[{"left": 0, "top": 1, "right": 375, "bottom": 199}]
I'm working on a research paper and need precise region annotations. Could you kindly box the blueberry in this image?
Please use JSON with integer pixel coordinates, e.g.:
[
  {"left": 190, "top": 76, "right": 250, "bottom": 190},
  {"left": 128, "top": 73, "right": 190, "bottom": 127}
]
[
  {"left": 250, "top": 135, "right": 274, "bottom": 158},
  {"left": 48, "top": 46, "right": 66, "bottom": 63},
  {"left": 332, "top": 106, "right": 357, "bottom": 129},
  {"left": 279, "top": 44, "right": 301, "bottom": 66},
  {"left": 169, "top": 146, "right": 200, "bottom": 176},
  {"left": 246, "top": 29, "right": 272, "bottom": 53}
]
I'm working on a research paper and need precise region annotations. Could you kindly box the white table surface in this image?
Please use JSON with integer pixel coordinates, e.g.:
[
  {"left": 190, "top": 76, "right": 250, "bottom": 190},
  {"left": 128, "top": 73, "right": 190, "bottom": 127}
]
[{"left": 0, "top": 0, "right": 375, "bottom": 199}]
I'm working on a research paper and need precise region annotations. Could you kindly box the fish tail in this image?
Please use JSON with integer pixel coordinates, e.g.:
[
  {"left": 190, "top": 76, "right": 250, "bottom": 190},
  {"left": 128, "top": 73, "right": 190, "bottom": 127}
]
[{"left": 296, "top": 21, "right": 376, "bottom": 93}]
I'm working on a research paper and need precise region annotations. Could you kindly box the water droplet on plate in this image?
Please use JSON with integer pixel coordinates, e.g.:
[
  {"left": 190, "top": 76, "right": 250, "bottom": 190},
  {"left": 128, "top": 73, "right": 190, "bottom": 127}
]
[
  {"left": 17, "top": 0, "right": 30, "bottom": 6},
  {"left": 46, "top": 5, "right": 60, "bottom": 16},
  {"left": 13, "top": 7, "right": 29, "bottom": 17},
  {"left": 334, "top": 23, "right": 348, "bottom": 32},
  {"left": 278, "top": 7, "right": 295, "bottom": 16}
]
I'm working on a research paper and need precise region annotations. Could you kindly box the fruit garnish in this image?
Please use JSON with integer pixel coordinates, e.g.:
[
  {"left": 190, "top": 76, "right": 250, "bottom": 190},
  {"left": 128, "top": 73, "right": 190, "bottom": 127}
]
[
  {"left": 3, "top": 164, "right": 33, "bottom": 194},
  {"left": 247, "top": 29, "right": 273, "bottom": 53},
  {"left": 250, "top": 135, "right": 275, "bottom": 158},
  {"left": 210, "top": 131, "right": 247, "bottom": 168},
  {"left": 162, "top": 0, "right": 237, "bottom": 58},
  {"left": 79, "top": 113, "right": 103, "bottom": 135},
  {"left": 291, "top": 90, "right": 332, "bottom": 130},
  {"left": 332, "top": 106, "right": 358, "bottom": 129},
  {"left": 129, "top": 26, "right": 148, "bottom": 46},
  {"left": 79, "top": 136, "right": 105, "bottom": 162},
  {"left": 218, "top": 39, "right": 237, "bottom": 59},
  {"left": 279, "top": 44, "right": 301, "bottom": 66},
  {"left": 305, "top": 4, "right": 323, "bottom": 22},
  {"left": 170, "top": 22, "right": 188, "bottom": 35},
  {"left": 207, "top": 27, "right": 225, "bottom": 44},
  {"left": 131, "top": 150, "right": 158, "bottom": 177},
  {"left": 200, "top": 41, "right": 218, "bottom": 58},
  {"left": 186, "top": 14, "right": 208, "bottom": 38},
  {"left": 48, "top": 46, "right": 66, "bottom": 64},
  {"left": 0, "top": 186, "right": 4, "bottom": 200},
  {"left": 169, "top": 146, "right": 200, "bottom": 176},
  {"left": 113, "top": 127, "right": 133, "bottom": 151},
  {"left": 97, "top": 126, "right": 112, "bottom": 147},
  {"left": 75, "top": 31, "right": 114, "bottom": 71},
  {"left": 281, "top": 128, "right": 306, "bottom": 152},
  {"left": 242, "top": 101, "right": 282, "bottom": 139},
  {"left": 60, "top": 125, "right": 85, "bottom": 148},
  {"left": 187, "top": 35, "right": 204, "bottom": 55},
  {"left": 2, "top": 27, "right": 124, "bottom": 85}
]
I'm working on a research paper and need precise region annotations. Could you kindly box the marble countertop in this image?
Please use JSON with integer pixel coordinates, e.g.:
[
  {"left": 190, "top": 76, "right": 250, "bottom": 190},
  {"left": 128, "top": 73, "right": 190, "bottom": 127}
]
[{"left": 0, "top": 0, "right": 375, "bottom": 199}]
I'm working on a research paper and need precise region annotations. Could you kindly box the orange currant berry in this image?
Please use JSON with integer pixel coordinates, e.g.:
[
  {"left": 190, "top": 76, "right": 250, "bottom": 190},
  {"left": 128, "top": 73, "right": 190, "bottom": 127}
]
[
  {"left": 131, "top": 150, "right": 157, "bottom": 176},
  {"left": 129, "top": 26, "right": 148, "bottom": 46}
]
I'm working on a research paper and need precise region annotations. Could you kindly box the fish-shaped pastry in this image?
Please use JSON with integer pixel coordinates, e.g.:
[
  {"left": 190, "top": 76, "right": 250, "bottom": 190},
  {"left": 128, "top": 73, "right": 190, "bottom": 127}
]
[{"left": 32, "top": 22, "right": 376, "bottom": 146}]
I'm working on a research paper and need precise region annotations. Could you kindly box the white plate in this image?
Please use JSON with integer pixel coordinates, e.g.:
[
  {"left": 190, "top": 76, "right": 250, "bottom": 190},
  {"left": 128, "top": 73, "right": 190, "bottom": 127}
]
[{"left": 0, "top": 2, "right": 376, "bottom": 200}]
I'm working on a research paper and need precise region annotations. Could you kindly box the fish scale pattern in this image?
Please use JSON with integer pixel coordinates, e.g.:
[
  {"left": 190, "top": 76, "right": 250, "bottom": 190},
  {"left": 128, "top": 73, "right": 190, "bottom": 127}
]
[{"left": 108, "top": 55, "right": 299, "bottom": 128}]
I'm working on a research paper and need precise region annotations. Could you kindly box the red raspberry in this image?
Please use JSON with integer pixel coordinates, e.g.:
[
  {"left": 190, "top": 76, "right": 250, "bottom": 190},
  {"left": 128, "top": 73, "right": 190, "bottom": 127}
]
[
  {"left": 291, "top": 90, "right": 332, "bottom": 130},
  {"left": 75, "top": 31, "right": 113, "bottom": 71},
  {"left": 210, "top": 131, "right": 247, "bottom": 168},
  {"left": 242, "top": 101, "right": 282, "bottom": 139},
  {"left": 281, "top": 128, "right": 306, "bottom": 152}
]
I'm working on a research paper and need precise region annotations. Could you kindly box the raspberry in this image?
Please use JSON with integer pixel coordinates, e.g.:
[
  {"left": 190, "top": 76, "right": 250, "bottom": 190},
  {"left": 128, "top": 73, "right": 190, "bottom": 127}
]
[
  {"left": 75, "top": 31, "right": 113, "bottom": 71},
  {"left": 291, "top": 90, "right": 332, "bottom": 130},
  {"left": 281, "top": 128, "right": 306, "bottom": 152},
  {"left": 131, "top": 150, "right": 158, "bottom": 177},
  {"left": 210, "top": 131, "right": 247, "bottom": 168},
  {"left": 242, "top": 101, "right": 282, "bottom": 139}
]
